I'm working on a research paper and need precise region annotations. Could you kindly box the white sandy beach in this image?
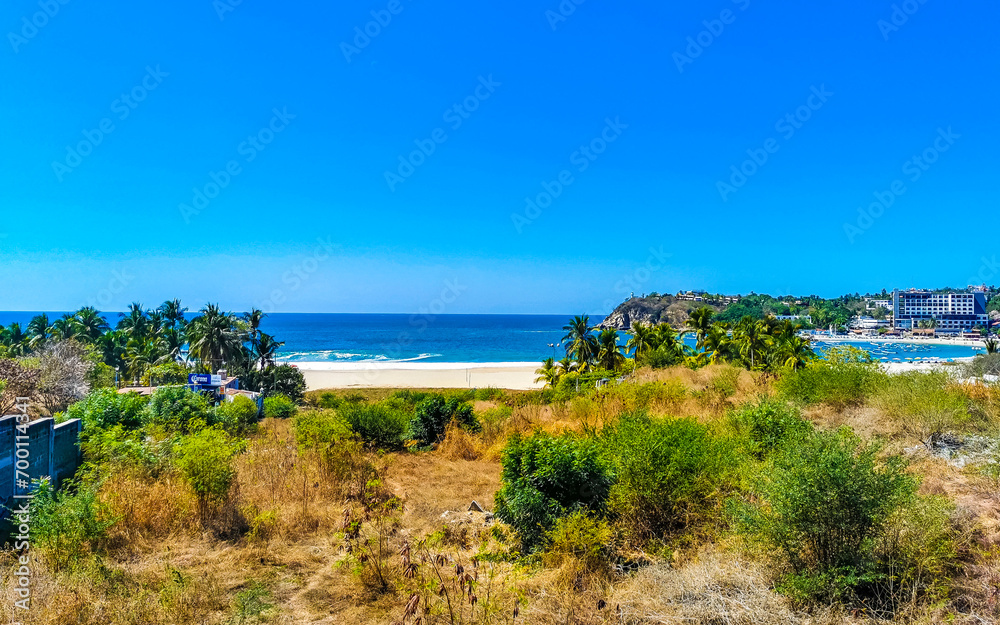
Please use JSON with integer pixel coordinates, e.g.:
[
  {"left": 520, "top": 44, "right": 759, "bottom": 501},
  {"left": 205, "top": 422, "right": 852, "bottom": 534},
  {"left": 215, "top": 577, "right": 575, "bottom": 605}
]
[{"left": 291, "top": 361, "right": 543, "bottom": 391}]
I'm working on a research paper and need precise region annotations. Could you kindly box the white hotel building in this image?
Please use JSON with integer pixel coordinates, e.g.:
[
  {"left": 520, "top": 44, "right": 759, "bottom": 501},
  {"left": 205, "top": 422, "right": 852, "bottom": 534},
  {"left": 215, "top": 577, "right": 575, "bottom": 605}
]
[{"left": 892, "top": 289, "right": 989, "bottom": 333}]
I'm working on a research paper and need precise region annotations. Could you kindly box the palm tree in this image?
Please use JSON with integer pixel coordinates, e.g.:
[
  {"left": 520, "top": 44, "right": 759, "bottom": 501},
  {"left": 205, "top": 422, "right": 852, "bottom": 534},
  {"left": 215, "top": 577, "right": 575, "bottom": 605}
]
[
  {"left": 534, "top": 357, "right": 559, "bottom": 387},
  {"left": 733, "top": 316, "right": 770, "bottom": 370},
  {"left": 254, "top": 332, "right": 284, "bottom": 370},
  {"left": 74, "top": 307, "right": 110, "bottom": 342},
  {"left": 118, "top": 303, "right": 149, "bottom": 341},
  {"left": 97, "top": 329, "right": 128, "bottom": 374},
  {"left": 776, "top": 335, "right": 815, "bottom": 370},
  {"left": 50, "top": 314, "right": 80, "bottom": 341},
  {"left": 556, "top": 357, "right": 578, "bottom": 376},
  {"left": 596, "top": 328, "right": 625, "bottom": 371},
  {"left": 686, "top": 307, "right": 715, "bottom": 349},
  {"left": 26, "top": 314, "right": 51, "bottom": 351},
  {"left": 159, "top": 299, "right": 188, "bottom": 330},
  {"left": 653, "top": 323, "right": 685, "bottom": 357},
  {"left": 984, "top": 335, "right": 998, "bottom": 355},
  {"left": 561, "top": 315, "right": 599, "bottom": 367},
  {"left": 625, "top": 322, "right": 655, "bottom": 361},
  {"left": 1, "top": 323, "right": 28, "bottom": 356},
  {"left": 186, "top": 304, "right": 242, "bottom": 372},
  {"left": 702, "top": 323, "right": 731, "bottom": 364}
]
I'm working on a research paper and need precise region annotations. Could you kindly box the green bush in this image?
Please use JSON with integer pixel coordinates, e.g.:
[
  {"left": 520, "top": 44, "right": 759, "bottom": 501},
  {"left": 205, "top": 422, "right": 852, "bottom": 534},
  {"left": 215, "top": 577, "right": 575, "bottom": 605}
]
[
  {"left": 871, "top": 371, "right": 970, "bottom": 439},
  {"left": 29, "top": 478, "right": 116, "bottom": 572},
  {"left": 641, "top": 347, "right": 682, "bottom": 369},
  {"left": 143, "top": 386, "right": 211, "bottom": 433},
  {"left": 543, "top": 510, "right": 614, "bottom": 577},
  {"left": 777, "top": 347, "right": 887, "bottom": 408},
  {"left": 65, "top": 388, "right": 149, "bottom": 431},
  {"left": 728, "top": 397, "right": 812, "bottom": 460},
  {"left": 494, "top": 431, "right": 612, "bottom": 552},
  {"left": 339, "top": 402, "right": 410, "bottom": 450},
  {"left": 143, "top": 362, "right": 189, "bottom": 386},
  {"left": 175, "top": 427, "right": 243, "bottom": 522},
  {"left": 314, "top": 391, "right": 341, "bottom": 409},
  {"left": 242, "top": 364, "right": 306, "bottom": 402},
  {"left": 600, "top": 412, "right": 739, "bottom": 542},
  {"left": 411, "top": 395, "right": 478, "bottom": 448},
  {"left": 262, "top": 394, "right": 297, "bottom": 419},
  {"left": 216, "top": 395, "right": 261, "bottom": 434},
  {"left": 732, "top": 427, "right": 922, "bottom": 605},
  {"left": 80, "top": 425, "right": 166, "bottom": 475}
]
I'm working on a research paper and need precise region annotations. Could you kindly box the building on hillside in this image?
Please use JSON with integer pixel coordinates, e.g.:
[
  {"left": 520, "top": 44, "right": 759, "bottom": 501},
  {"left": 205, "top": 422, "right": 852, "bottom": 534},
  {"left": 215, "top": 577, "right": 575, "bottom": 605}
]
[
  {"left": 865, "top": 298, "right": 892, "bottom": 311},
  {"left": 892, "top": 289, "right": 989, "bottom": 333},
  {"left": 772, "top": 314, "right": 812, "bottom": 323},
  {"left": 851, "top": 316, "right": 890, "bottom": 330}
]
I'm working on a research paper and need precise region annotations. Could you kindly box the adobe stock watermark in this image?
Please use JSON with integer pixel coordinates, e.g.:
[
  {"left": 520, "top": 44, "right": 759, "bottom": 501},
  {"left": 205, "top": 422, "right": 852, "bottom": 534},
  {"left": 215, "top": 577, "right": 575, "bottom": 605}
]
[
  {"left": 877, "top": 0, "right": 930, "bottom": 41},
  {"left": 213, "top": 0, "right": 244, "bottom": 21},
  {"left": 843, "top": 126, "right": 959, "bottom": 243},
  {"left": 347, "top": 278, "right": 467, "bottom": 387},
  {"left": 383, "top": 75, "right": 500, "bottom": 192},
  {"left": 511, "top": 116, "right": 628, "bottom": 233},
  {"left": 11, "top": 396, "right": 33, "bottom": 614},
  {"left": 255, "top": 237, "right": 338, "bottom": 313},
  {"left": 51, "top": 65, "right": 169, "bottom": 182},
  {"left": 673, "top": 0, "right": 751, "bottom": 73},
  {"left": 85, "top": 267, "right": 135, "bottom": 310},
  {"left": 179, "top": 107, "right": 295, "bottom": 223},
  {"left": 717, "top": 84, "right": 833, "bottom": 201},
  {"left": 596, "top": 246, "right": 672, "bottom": 314},
  {"left": 968, "top": 256, "right": 999, "bottom": 290},
  {"left": 7, "top": 0, "right": 71, "bottom": 53},
  {"left": 545, "top": 0, "right": 587, "bottom": 30},
  {"left": 341, "top": 0, "right": 410, "bottom": 63}
]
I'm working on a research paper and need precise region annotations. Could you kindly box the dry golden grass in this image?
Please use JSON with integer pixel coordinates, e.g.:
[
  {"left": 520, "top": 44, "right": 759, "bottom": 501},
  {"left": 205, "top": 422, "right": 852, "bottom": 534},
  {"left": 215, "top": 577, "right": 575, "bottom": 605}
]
[{"left": 10, "top": 368, "right": 1000, "bottom": 625}]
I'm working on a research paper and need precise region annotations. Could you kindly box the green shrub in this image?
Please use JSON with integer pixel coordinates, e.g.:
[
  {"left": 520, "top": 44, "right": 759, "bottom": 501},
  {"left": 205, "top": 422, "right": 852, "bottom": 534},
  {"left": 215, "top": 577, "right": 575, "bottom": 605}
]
[
  {"left": 777, "top": 348, "right": 887, "bottom": 408},
  {"left": 494, "top": 432, "right": 612, "bottom": 552},
  {"left": 262, "top": 394, "right": 297, "bottom": 419},
  {"left": 29, "top": 478, "right": 116, "bottom": 572},
  {"left": 143, "top": 386, "right": 211, "bottom": 433},
  {"left": 216, "top": 395, "right": 261, "bottom": 434},
  {"left": 543, "top": 510, "right": 614, "bottom": 577},
  {"left": 241, "top": 364, "right": 306, "bottom": 402},
  {"left": 143, "top": 362, "right": 189, "bottom": 386},
  {"left": 65, "top": 388, "right": 149, "bottom": 431},
  {"left": 411, "top": 395, "right": 478, "bottom": 448},
  {"left": 600, "top": 381, "right": 686, "bottom": 412},
  {"left": 80, "top": 424, "right": 166, "bottom": 475},
  {"left": 474, "top": 387, "right": 507, "bottom": 401},
  {"left": 871, "top": 371, "right": 970, "bottom": 439},
  {"left": 315, "top": 391, "right": 341, "bottom": 409},
  {"left": 728, "top": 397, "right": 812, "bottom": 460},
  {"left": 339, "top": 402, "right": 409, "bottom": 450},
  {"left": 600, "top": 412, "right": 739, "bottom": 542},
  {"left": 641, "top": 347, "right": 682, "bottom": 369},
  {"left": 733, "top": 427, "right": 922, "bottom": 606},
  {"left": 175, "top": 427, "right": 243, "bottom": 522}
]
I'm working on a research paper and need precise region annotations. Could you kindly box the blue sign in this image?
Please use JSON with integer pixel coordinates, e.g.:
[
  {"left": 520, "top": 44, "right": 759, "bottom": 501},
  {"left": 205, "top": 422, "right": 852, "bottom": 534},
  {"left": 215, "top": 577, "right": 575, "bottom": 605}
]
[{"left": 189, "top": 373, "right": 212, "bottom": 385}]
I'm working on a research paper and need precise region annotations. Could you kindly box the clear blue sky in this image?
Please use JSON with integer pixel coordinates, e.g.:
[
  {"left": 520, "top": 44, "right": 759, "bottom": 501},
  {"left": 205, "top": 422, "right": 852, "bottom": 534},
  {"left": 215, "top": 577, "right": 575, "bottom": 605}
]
[{"left": 2, "top": 0, "right": 997, "bottom": 314}]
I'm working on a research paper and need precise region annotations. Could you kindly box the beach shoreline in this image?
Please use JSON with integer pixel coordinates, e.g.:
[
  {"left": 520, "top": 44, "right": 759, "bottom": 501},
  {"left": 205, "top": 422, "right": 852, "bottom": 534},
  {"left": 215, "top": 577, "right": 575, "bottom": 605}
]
[{"left": 287, "top": 361, "right": 543, "bottom": 391}]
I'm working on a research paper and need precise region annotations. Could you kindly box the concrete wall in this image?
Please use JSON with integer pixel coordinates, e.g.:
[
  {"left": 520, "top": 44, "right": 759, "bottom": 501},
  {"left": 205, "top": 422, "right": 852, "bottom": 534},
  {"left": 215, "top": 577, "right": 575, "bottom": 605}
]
[{"left": 0, "top": 415, "right": 82, "bottom": 516}]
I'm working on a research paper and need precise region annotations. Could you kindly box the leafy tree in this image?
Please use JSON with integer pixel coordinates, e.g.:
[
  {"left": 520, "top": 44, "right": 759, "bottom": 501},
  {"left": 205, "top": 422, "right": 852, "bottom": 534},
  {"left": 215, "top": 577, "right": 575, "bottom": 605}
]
[
  {"left": 535, "top": 357, "right": 559, "bottom": 387},
  {"left": 625, "top": 322, "right": 654, "bottom": 360},
  {"left": 411, "top": 395, "right": 478, "bottom": 447},
  {"left": 686, "top": 306, "right": 715, "bottom": 349},
  {"left": 143, "top": 386, "right": 211, "bottom": 432},
  {"left": 262, "top": 394, "right": 297, "bottom": 419},
  {"left": 186, "top": 304, "right": 242, "bottom": 373},
  {"left": 494, "top": 432, "right": 612, "bottom": 552},
  {"left": 65, "top": 388, "right": 149, "bottom": 431},
  {"left": 175, "top": 427, "right": 243, "bottom": 523}
]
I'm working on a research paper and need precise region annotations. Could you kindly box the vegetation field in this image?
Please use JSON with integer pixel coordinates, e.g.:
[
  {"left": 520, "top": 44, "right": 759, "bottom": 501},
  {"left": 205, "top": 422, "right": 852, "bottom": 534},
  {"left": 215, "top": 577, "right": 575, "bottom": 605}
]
[{"left": 4, "top": 351, "right": 1000, "bottom": 625}]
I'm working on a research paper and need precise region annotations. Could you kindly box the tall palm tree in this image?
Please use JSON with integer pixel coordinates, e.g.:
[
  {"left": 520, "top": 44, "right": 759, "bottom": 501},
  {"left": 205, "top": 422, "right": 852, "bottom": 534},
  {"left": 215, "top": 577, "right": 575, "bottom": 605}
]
[
  {"left": 596, "top": 328, "right": 625, "bottom": 371},
  {"left": 561, "top": 315, "right": 599, "bottom": 367},
  {"left": 158, "top": 298, "right": 188, "bottom": 330},
  {"left": 118, "top": 303, "right": 149, "bottom": 341},
  {"left": 534, "top": 357, "right": 559, "bottom": 387},
  {"left": 733, "top": 316, "right": 770, "bottom": 370},
  {"left": 625, "top": 322, "right": 655, "bottom": 361},
  {"left": 653, "top": 323, "right": 685, "bottom": 357},
  {"left": 686, "top": 307, "right": 715, "bottom": 350},
  {"left": 97, "top": 329, "right": 128, "bottom": 373},
  {"left": 702, "top": 323, "right": 731, "bottom": 364},
  {"left": 74, "top": 307, "right": 110, "bottom": 342},
  {"left": 254, "top": 332, "right": 284, "bottom": 370},
  {"left": 26, "top": 314, "right": 52, "bottom": 351},
  {"left": 186, "top": 304, "right": 242, "bottom": 372}
]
